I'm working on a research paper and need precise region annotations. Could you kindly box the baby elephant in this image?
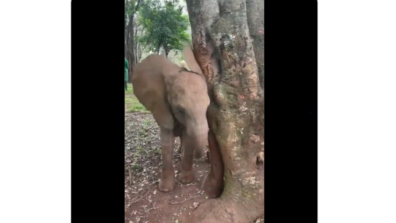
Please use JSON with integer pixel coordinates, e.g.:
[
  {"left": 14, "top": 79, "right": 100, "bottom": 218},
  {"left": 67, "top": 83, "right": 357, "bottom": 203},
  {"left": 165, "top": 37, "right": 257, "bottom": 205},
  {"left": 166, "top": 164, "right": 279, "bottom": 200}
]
[{"left": 132, "top": 45, "right": 210, "bottom": 192}]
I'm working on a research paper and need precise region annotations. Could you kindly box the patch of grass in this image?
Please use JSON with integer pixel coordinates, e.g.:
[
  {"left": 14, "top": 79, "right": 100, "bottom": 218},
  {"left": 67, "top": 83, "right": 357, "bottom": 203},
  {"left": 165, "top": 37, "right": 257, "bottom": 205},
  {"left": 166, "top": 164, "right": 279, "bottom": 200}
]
[
  {"left": 131, "top": 163, "right": 143, "bottom": 171},
  {"left": 129, "top": 103, "right": 146, "bottom": 112},
  {"left": 142, "top": 119, "right": 152, "bottom": 129},
  {"left": 154, "top": 147, "right": 161, "bottom": 155},
  {"left": 137, "top": 146, "right": 147, "bottom": 155},
  {"left": 125, "top": 83, "right": 148, "bottom": 112},
  {"left": 138, "top": 128, "right": 148, "bottom": 137}
]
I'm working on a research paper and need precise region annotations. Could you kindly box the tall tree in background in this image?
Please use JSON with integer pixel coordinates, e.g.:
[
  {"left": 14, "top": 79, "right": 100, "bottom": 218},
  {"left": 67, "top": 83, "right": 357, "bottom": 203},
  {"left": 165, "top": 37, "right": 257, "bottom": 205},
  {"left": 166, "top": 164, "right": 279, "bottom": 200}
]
[
  {"left": 185, "top": 0, "right": 264, "bottom": 222},
  {"left": 125, "top": 0, "right": 143, "bottom": 83},
  {"left": 138, "top": 0, "right": 190, "bottom": 57},
  {"left": 134, "top": 23, "right": 143, "bottom": 65}
]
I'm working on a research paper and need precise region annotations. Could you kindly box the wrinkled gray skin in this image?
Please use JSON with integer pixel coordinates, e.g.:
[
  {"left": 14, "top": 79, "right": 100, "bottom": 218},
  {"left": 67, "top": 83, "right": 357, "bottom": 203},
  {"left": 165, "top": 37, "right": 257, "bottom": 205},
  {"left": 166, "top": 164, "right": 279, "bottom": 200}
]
[{"left": 132, "top": 45, "right": 209, "bottom": 192}]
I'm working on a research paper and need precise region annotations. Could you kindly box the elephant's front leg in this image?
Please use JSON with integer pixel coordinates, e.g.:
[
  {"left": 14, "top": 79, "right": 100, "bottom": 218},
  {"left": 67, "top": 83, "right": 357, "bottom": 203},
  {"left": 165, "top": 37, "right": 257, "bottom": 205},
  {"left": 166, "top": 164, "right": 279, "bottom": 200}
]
[
  {"left": 158, "top": 127, "right": 175, "bottom": 192},
  {"left": 179, "top": 130, "right": 195, "bottom": 184}
]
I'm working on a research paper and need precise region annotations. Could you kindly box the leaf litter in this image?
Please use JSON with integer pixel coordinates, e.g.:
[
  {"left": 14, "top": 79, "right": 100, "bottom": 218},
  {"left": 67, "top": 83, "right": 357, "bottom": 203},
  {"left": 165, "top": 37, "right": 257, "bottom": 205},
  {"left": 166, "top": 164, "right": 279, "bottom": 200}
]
[{"left": 124, "top": 112, "right": 211, "bottom": 223}]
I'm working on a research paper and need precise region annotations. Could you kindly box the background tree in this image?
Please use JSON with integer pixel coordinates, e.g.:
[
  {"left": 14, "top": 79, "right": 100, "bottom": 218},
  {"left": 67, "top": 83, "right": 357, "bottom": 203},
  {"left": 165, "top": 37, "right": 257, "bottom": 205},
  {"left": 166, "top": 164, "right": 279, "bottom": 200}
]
[
  {"left": 125, "top": 0, "right": 143, "bottom": 83},
  {"left": 138, "top": 0, "right": 190, "bottom": 57},
  {"left": 185, "top": 0, "right": 265, "bottom": 222}
]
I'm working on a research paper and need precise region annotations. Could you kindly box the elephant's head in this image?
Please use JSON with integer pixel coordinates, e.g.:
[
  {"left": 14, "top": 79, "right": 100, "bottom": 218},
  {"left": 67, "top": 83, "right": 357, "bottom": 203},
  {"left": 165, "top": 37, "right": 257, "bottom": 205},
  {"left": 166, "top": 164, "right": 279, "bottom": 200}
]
[
  {"left": 167, "top": 69, "right": 209, "bottom": 139},
  {"left": 164, "top": 46, "right": 210, "bottom": 156}
]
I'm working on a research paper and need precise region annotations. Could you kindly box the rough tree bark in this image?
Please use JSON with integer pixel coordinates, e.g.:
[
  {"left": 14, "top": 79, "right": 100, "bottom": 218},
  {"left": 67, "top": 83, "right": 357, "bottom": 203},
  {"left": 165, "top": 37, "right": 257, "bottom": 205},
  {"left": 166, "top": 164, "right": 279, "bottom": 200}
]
[
  {"left": 186, "top": 0, "right": 264, "bottom": 222},
  {"left": 246, "top": 0, "right": 264, "bottom": 90}
]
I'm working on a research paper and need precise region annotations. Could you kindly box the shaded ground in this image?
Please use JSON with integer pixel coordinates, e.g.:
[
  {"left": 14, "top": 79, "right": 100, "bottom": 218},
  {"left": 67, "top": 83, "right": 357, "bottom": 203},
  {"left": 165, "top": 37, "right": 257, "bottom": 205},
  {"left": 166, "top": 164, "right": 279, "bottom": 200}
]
[{"left": 125, "top": 112, "right": 212, "bottom": 223}]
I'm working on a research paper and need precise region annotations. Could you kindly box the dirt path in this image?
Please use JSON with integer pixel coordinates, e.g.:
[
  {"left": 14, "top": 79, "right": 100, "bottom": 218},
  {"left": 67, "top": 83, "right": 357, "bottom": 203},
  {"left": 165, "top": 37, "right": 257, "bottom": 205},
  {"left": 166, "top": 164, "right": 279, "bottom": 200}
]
[
  {"left": 125, "top": 112, "right": 211, "bottom": 223},
  {"left": 125, "top": 112, "right": 264, "bottom": 223}
]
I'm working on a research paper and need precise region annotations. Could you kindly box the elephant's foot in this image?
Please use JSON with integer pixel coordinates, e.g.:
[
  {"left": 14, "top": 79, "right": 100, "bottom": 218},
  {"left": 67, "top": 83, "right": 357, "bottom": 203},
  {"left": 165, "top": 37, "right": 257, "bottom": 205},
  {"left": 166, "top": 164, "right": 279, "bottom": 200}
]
[
  {"left": 158, "top": 170, "right": 175, "bottom": 192},
  {"left": 179, "top": 170, "right": 195, "bottom": 184}
]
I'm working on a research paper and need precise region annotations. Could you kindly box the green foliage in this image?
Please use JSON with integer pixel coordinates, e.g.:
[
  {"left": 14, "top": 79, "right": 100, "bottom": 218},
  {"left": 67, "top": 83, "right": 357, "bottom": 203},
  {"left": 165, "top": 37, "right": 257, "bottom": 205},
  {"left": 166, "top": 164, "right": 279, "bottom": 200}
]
[
  {"left": 125, "top": 0, "right": 133, "bottom": 24},
  {"left": 138, "top": 0, "right": 190, "bottom": 55},
  {"left": 125, "top": 0, "right": 139, "bottom": 22},
  {"left": 125, "top": 0, "right": 143, "bottom": 37},
  {"left": 125, "top": 0, "right": 135, "bottom": 15}
]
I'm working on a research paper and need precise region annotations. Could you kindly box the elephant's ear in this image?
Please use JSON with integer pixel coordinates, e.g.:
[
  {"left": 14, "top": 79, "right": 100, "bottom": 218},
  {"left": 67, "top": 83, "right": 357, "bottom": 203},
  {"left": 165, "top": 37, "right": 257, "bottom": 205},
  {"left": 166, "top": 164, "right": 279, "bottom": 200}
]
[
  {"left": 150, "top": 95, "right": 174, "bottom": 130},
  {"left": 132, "top": 68, "right": 174, "bottom": 130},
  {"left": 183, "top": 44, "right": 203, "bottom": 74}
]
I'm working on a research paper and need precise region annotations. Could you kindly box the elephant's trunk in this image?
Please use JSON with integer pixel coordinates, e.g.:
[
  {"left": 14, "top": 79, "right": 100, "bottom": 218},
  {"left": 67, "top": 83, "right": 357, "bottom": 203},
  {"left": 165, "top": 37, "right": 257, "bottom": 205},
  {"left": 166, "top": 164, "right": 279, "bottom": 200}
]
[{"left": 186, "top": 119, "right": 209, "bottom": 158}]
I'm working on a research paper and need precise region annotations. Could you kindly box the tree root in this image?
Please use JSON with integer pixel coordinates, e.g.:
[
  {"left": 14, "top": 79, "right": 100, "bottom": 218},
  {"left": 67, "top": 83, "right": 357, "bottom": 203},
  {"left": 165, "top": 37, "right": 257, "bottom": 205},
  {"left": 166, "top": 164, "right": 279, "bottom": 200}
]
[
  {"left": 169, "top": 195, "right": 201, "bottom": 205},
  {"left": 188, "top": 198, "right": 261, "bottom": 223}
]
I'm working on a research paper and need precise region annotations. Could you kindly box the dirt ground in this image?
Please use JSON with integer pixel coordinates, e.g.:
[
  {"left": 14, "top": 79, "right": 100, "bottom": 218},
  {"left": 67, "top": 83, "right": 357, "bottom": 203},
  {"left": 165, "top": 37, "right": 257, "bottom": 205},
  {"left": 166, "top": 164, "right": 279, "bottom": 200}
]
[{"left": 124, "top": 112, "right": 264, "bottom": 223}]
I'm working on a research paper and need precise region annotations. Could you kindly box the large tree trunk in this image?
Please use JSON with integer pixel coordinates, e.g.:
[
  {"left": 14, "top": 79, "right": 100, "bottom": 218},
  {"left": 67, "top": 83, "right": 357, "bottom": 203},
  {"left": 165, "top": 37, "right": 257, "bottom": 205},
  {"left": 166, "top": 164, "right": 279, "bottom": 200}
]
[{"left": 186, "top": 0, "right": 264, "bottom": 222}]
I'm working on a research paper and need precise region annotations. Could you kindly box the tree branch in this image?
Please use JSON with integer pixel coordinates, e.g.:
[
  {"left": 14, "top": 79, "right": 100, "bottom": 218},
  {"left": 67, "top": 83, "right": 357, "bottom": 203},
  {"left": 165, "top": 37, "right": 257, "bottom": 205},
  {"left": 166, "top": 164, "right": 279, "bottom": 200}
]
[{"left": 135, "top": 0, "right": 143, "bottom": 12}]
